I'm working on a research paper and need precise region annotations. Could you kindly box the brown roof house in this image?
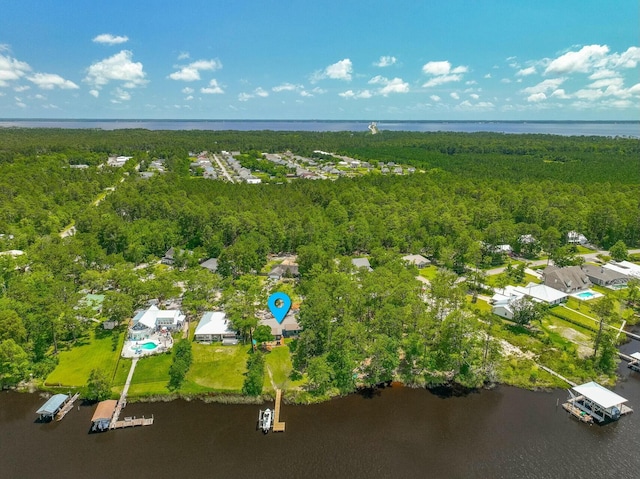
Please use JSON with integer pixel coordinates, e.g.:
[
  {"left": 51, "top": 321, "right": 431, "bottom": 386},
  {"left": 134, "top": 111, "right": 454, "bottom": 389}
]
[{"left": 543, "top": 265, "right": 591, "bottom": 293}]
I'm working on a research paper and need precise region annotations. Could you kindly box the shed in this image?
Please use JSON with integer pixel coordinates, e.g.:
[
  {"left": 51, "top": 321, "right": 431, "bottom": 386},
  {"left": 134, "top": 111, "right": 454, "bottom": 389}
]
[
  {"left": 36, "top": 394, "right": 69, "bottom": 420},
  {"left": 91, "top": 400, "right": 117, "bottom": 432}
]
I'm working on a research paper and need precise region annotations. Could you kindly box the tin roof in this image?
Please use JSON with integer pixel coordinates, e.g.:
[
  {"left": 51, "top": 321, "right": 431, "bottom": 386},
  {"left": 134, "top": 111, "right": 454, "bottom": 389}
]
[
  {"left": 573, "top": 382, "right": 628, "bottom": 409},
  {"left": 36, "top": 394, "right": 69, "bottom": 415}
]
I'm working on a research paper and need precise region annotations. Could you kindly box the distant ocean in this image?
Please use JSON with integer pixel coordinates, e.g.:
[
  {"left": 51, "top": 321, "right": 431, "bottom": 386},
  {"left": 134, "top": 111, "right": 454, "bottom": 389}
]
[{"left": 0, "top": 119, "right": 638, "bottom": 137}]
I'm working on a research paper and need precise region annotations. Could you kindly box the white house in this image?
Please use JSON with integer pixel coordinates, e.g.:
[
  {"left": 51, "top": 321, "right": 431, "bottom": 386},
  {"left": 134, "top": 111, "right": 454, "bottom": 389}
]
[
  {"left": 567, "top": 231, "right": 588, "bottom": 245},
  {"left": 194, "top": 312, "right": 237, "bottom": 343},
  {"left": 129, "top": 305, "right": 185, "bottom": 340},
  {"left": 352, "top": 257, "right": 373, "bottom": 272},
  {"left": 402, "top": 254, "right": 431, "bottom": 268},
  {"left": 492, "top": 283, "right": 567, "bottom": 307}
]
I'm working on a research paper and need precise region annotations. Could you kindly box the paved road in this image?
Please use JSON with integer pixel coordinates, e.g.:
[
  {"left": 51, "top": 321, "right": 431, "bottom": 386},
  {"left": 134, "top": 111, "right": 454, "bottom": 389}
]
[{"left": 212, "top": 154, "right": 234, "bottom": 183}]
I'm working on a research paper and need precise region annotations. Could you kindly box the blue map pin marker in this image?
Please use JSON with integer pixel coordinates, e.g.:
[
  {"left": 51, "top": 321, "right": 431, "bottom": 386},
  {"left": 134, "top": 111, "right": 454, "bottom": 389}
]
[{"left": 268, "top": 292, "right": 291, "bottom": 324}]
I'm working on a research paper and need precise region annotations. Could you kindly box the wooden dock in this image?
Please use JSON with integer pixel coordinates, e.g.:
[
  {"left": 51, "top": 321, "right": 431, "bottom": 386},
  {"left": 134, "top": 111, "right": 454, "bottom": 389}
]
[
  {"left": 562, "top": 401, "right": 594, "bottom": 424},
  {"left": 272, "top": 389, "right": 286, "bottom": 432},
  {"left": 55, "top": 392, "right": 80, "bottom": 421},
  {"left": 112, "top": 415, "right": 154, "bottom": 429}
]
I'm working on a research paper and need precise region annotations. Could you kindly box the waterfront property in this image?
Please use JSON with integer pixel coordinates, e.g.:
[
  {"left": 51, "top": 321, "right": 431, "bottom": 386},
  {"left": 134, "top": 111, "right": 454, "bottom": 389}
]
[
  {"left": 129, "top": 305, "right": 185, "bottom": 341},
  {"left": 36, "top": 394, "right": 70, "bottom": 421},
  {"left": 194, "top": 311, "right": 238, "bottom": 344},
  {"left": 563, "top": 381, "right": 633, "bottom": 423}
]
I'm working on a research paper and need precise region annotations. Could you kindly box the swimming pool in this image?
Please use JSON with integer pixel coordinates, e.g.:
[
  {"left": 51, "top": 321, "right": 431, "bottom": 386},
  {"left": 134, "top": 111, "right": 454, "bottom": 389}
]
[
  {"left": 131, "top": 341, "right": 158, "bottom": 352},
  {"left": 571, "top": 289, "right": 603, "bottom": 301},
  {"left": 576, "top": 291, "right": 595, "bottom": 299}
]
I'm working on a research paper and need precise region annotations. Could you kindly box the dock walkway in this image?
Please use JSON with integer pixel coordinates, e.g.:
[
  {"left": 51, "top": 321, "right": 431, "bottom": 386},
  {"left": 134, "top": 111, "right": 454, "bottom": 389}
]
[
  {"left": 55, "top": 392, "right": 80, "bottom": 421},
  {"left": 272, "top": 389, "right": 286, "bottom": 432},
  {"left": 109, "top": 358, "right": 152, "bottom": 430},
  {"left": 113, "top": 416, "right": 154, "bottom": 429}
]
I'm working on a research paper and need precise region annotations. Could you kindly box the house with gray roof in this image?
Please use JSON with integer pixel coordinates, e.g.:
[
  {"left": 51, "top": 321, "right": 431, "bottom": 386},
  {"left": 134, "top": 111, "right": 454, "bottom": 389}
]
[
  {"left": 352, "top": 257, "right": 373, "bottom": 272},
  {"left": 402, "top": 254, "right": 431, "bottom": 268},
  {"left": 581, "top": 264, "right": 628, "bottom": 287},
  {"left": 543, "top": 265, "right": 591, "bottom": 293}
]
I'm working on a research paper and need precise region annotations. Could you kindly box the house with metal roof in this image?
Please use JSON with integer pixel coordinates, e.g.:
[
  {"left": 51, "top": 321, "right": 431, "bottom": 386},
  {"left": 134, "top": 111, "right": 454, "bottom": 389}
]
[
  {"left": 402, "top": 254, "right": 431, "bottom": 269},
  {"left": 603, "top": 260, "right": 640, "bottom": 280},
  {"left": 194, "top": 311, "right": 238, "bottom": 343},
  {"left": 352, "top": 257, "right": 373, "bottom": 272}
]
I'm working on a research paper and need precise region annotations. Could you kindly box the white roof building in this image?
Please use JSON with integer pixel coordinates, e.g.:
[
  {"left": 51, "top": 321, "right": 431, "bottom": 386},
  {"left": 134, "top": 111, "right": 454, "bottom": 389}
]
[
  {"left": 492, "top": 283, "right": 567, "bottom": 306},
  {"left": 132, "top": 305, "right": 185, "bottom": 329},
  {"left": 573, "top": 381, "right": 628, "bottom": 410},
  {"left": 603, "top": 261, "right": 640, "bottom": 280},
  {"left": 194, "top": 312, "right": 236, "bottom": 342}
]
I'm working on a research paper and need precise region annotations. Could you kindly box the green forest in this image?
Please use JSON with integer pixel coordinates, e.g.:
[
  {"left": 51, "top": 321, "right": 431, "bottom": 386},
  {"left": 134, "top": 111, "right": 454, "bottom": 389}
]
[{"left": 0, "top": 128, "right": 638, "bottom": 397}]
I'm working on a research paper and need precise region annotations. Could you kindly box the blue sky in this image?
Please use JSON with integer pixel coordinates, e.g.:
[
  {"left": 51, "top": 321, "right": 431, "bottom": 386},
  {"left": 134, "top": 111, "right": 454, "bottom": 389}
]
[{"left": 1, "top": 0, "right": 638, "bottom": 120}]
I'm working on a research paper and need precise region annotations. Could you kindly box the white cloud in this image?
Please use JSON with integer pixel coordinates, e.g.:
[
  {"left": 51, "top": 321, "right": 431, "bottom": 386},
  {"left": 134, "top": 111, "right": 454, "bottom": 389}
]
[
  {"left": 200, "top": 79, "right": 224, "bottom": 94},
  {"left": 178, "top": 52, "right": 190, "bottom": 60},
  {"left": 182, "top": 87, "right": 194, "bottom": 94},
  {"left": 422, "top": 61, "right": 451, "bottom": 76},
  {"left": 112, "top": 87, "right": 131, "bottom": 102},
  {"left": 588, "top": 77, "right": 624, "bottom": 90},
  {"left": 84, "top": 50, "right": 147, "bottom": 89},
  {"left": 527, "top": 92, "right": 547, "bottom": 102},
  {"left": 368, "top": 75, "right": 409, "bottom": 95},
  {"left": 185, "top": 95, "right": 193, "bottom": 101},
  {"left": 484, "top": 73, "right": 492, "bottom": 79},
  {"left": 92, "top": 34, "right": 129, "bottom": 45},
  {"left": 465, "top": 80, "right": 477, "bottom": 85},
  {"left": 272, "top": 83, "right": 302, "bottom": 92},
  {"left": 374, "top": 56, "right": 397, "bottom": 67},
  {"left": 456, "top": 100, "right": 495, "bottom": 111},
  {"left": 423, "top": 74, "right": 462, "bottom": 88},
  {"left": 338, "top": 89, "right": 372, "bottom": 99},
  {"left": 421, "top": 60, "right": 468, "bottom": 88},
  {"left": 89, "top": 89, "right": 99, "bottom": 98},
  {"left": 516, "top": 66, "right": 536, "bottom": 76},
  {"left": 544, "top": 44, "right": 609, "bottom": 75},
  {"left": 522, "top": 78, "right": 565, "bottom": 95},
  {"left": 589, "top": 69, "right": 616, "bottom": 80},
  {"left": 470, "top": 93, "right": 480, "bottom": 99},
  {"left": 300, "top": 87, "right": 325, "bottom": 97},
  {"left": 28, "top": 73, "right": 79, "bottom": 90},
  {"left": 450, "top": 92, "right": 459, "bottom": 100},
  {"left": 430, "top": 95, "right": 441, "bottom": 102},
  {"left": 574, "top": 88, "right": 604, "bottom": 101},
  {"left": 609, "top": 46, "right": 640, "bottom": 69},
  {"left": 237, "top": 87, "right": 268, "bottom": 101},
  {"left": 628, "top": 83, "right": 640, "bottom": 95},
  {"left": 0, "top": 53, "right": 31, "bottom": 87},
  {"left": 168, "top": 59, "right": 222, "bottom": 81},
  {"left": 324, "top": 58, "right": 353, "bottom": 81},
  {"left": 13, "top": 85, "right": 30, "bottom": 92},
  {"left": 551, "top": 89, "right": 569, "bottom": 99},
  {"left": 500, "top": 78, "right": 511, "bottom": 84}
]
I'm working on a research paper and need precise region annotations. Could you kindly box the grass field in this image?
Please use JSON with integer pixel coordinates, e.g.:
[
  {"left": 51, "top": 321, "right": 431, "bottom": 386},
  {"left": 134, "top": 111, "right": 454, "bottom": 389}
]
[
  {"left": 182, "top": 343, "right": 250, "bottom": 393},
  {"left": 126, "top": 352, "right": 174, "bottom": 396},
  {"left": 45, "top": 327, "right": 124, "bottom": 387},
  {"left": 263, "top": 341, "right": 306, "bottom": 392},
  {"left": 419, "top": 265, "right": 439, "bottom": 281}
]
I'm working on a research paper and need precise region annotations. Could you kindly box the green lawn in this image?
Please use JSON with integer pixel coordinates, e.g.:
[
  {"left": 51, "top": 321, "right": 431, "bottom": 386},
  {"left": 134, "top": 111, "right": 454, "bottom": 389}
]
[
  {"left": 263, "top": 341, "right": 306, "bottom": 392},
  {"left": 419, "top": 265, "right": 439, "bottom": 281},
  {"left": 45, "top": 327, "right": 124, "bottom": 387},
  {"left": 485, "top": 273, "right": 541, "bottom": 287},
  {"left": 127, "top": 352, "right": 174, "bottom": 396},
  {"left": 182, "top": 343, "right": 250, "bottom": 393}
]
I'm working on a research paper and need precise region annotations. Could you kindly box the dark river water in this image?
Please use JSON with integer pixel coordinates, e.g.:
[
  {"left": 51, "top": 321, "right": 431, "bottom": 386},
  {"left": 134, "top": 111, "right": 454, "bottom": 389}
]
[{"left": 2, "top": 339, "right": 640, "bottom": 479}]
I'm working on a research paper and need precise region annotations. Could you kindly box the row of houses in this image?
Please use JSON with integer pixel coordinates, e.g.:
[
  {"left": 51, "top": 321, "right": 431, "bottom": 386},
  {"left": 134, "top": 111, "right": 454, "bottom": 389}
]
[{"left": 486, "top": 231, "right": 591, "bottom": 256}]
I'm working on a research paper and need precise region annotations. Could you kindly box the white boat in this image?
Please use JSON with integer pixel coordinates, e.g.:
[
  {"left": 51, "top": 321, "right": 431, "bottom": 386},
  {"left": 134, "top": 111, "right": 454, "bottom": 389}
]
[{"left": 258, "top": 408, "right": 272, "bottom": 434}]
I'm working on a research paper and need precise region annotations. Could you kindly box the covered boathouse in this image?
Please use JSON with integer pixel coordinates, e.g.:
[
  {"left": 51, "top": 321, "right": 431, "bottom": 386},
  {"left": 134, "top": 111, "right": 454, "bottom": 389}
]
[
  {"left": 91, "top": 400, "right": 118, "bottom": 432},
  {"left": 564, "top": 381, "right": 633, "bottom": 423},
  {"left": 36, "top": 394, "right": 69, "bottom": 421}
]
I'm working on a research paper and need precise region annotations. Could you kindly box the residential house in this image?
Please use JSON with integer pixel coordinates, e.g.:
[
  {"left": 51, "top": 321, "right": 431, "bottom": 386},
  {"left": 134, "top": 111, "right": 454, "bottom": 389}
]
[
  {"left": 200, "top": 258, "right": 218, "bottom": 273},
  {"left": 602, "top": 261, "right": 640, "bottom": 280},
  {"left": 194, "top": 312, "right": 238, "bottom": 343},
  {"left": 567, "top": 231, "right": 588, "bottom": 245},
  {"left": 402, "top": 254, "right": 431, "bottom": 268},
  {"left": 129, "top": 305, "right": 185, "bottom": 340},
  {"left": 259, "top": 311, "right": 302, "bottom": 340},
  {"left": 581, "top": 264, "right": 628, "bottom": 288},
  {"left": 352, "top": 257, "right": 373, "bottom": 272},
  {"left": 268, "top": 258, "right": 299, "bottom": 280},
  {"left": 162, "top": 247, "right": 176, "bottom": 265},
  {"left": 543, "top": 265, "right": 591, "bottom": 293},
  {"left": 107, "top": 156, "right": 132, "bottom": 167}
]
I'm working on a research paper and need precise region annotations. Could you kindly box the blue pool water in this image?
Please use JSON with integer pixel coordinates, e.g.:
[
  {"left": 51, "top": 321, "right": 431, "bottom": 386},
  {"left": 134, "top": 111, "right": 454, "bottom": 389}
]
[
  {"left": 139, "top": 342, "right": 158, "bottom": 350},
  {"left": 576, "top": 291, "right": 595, "bottom": 299}
]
